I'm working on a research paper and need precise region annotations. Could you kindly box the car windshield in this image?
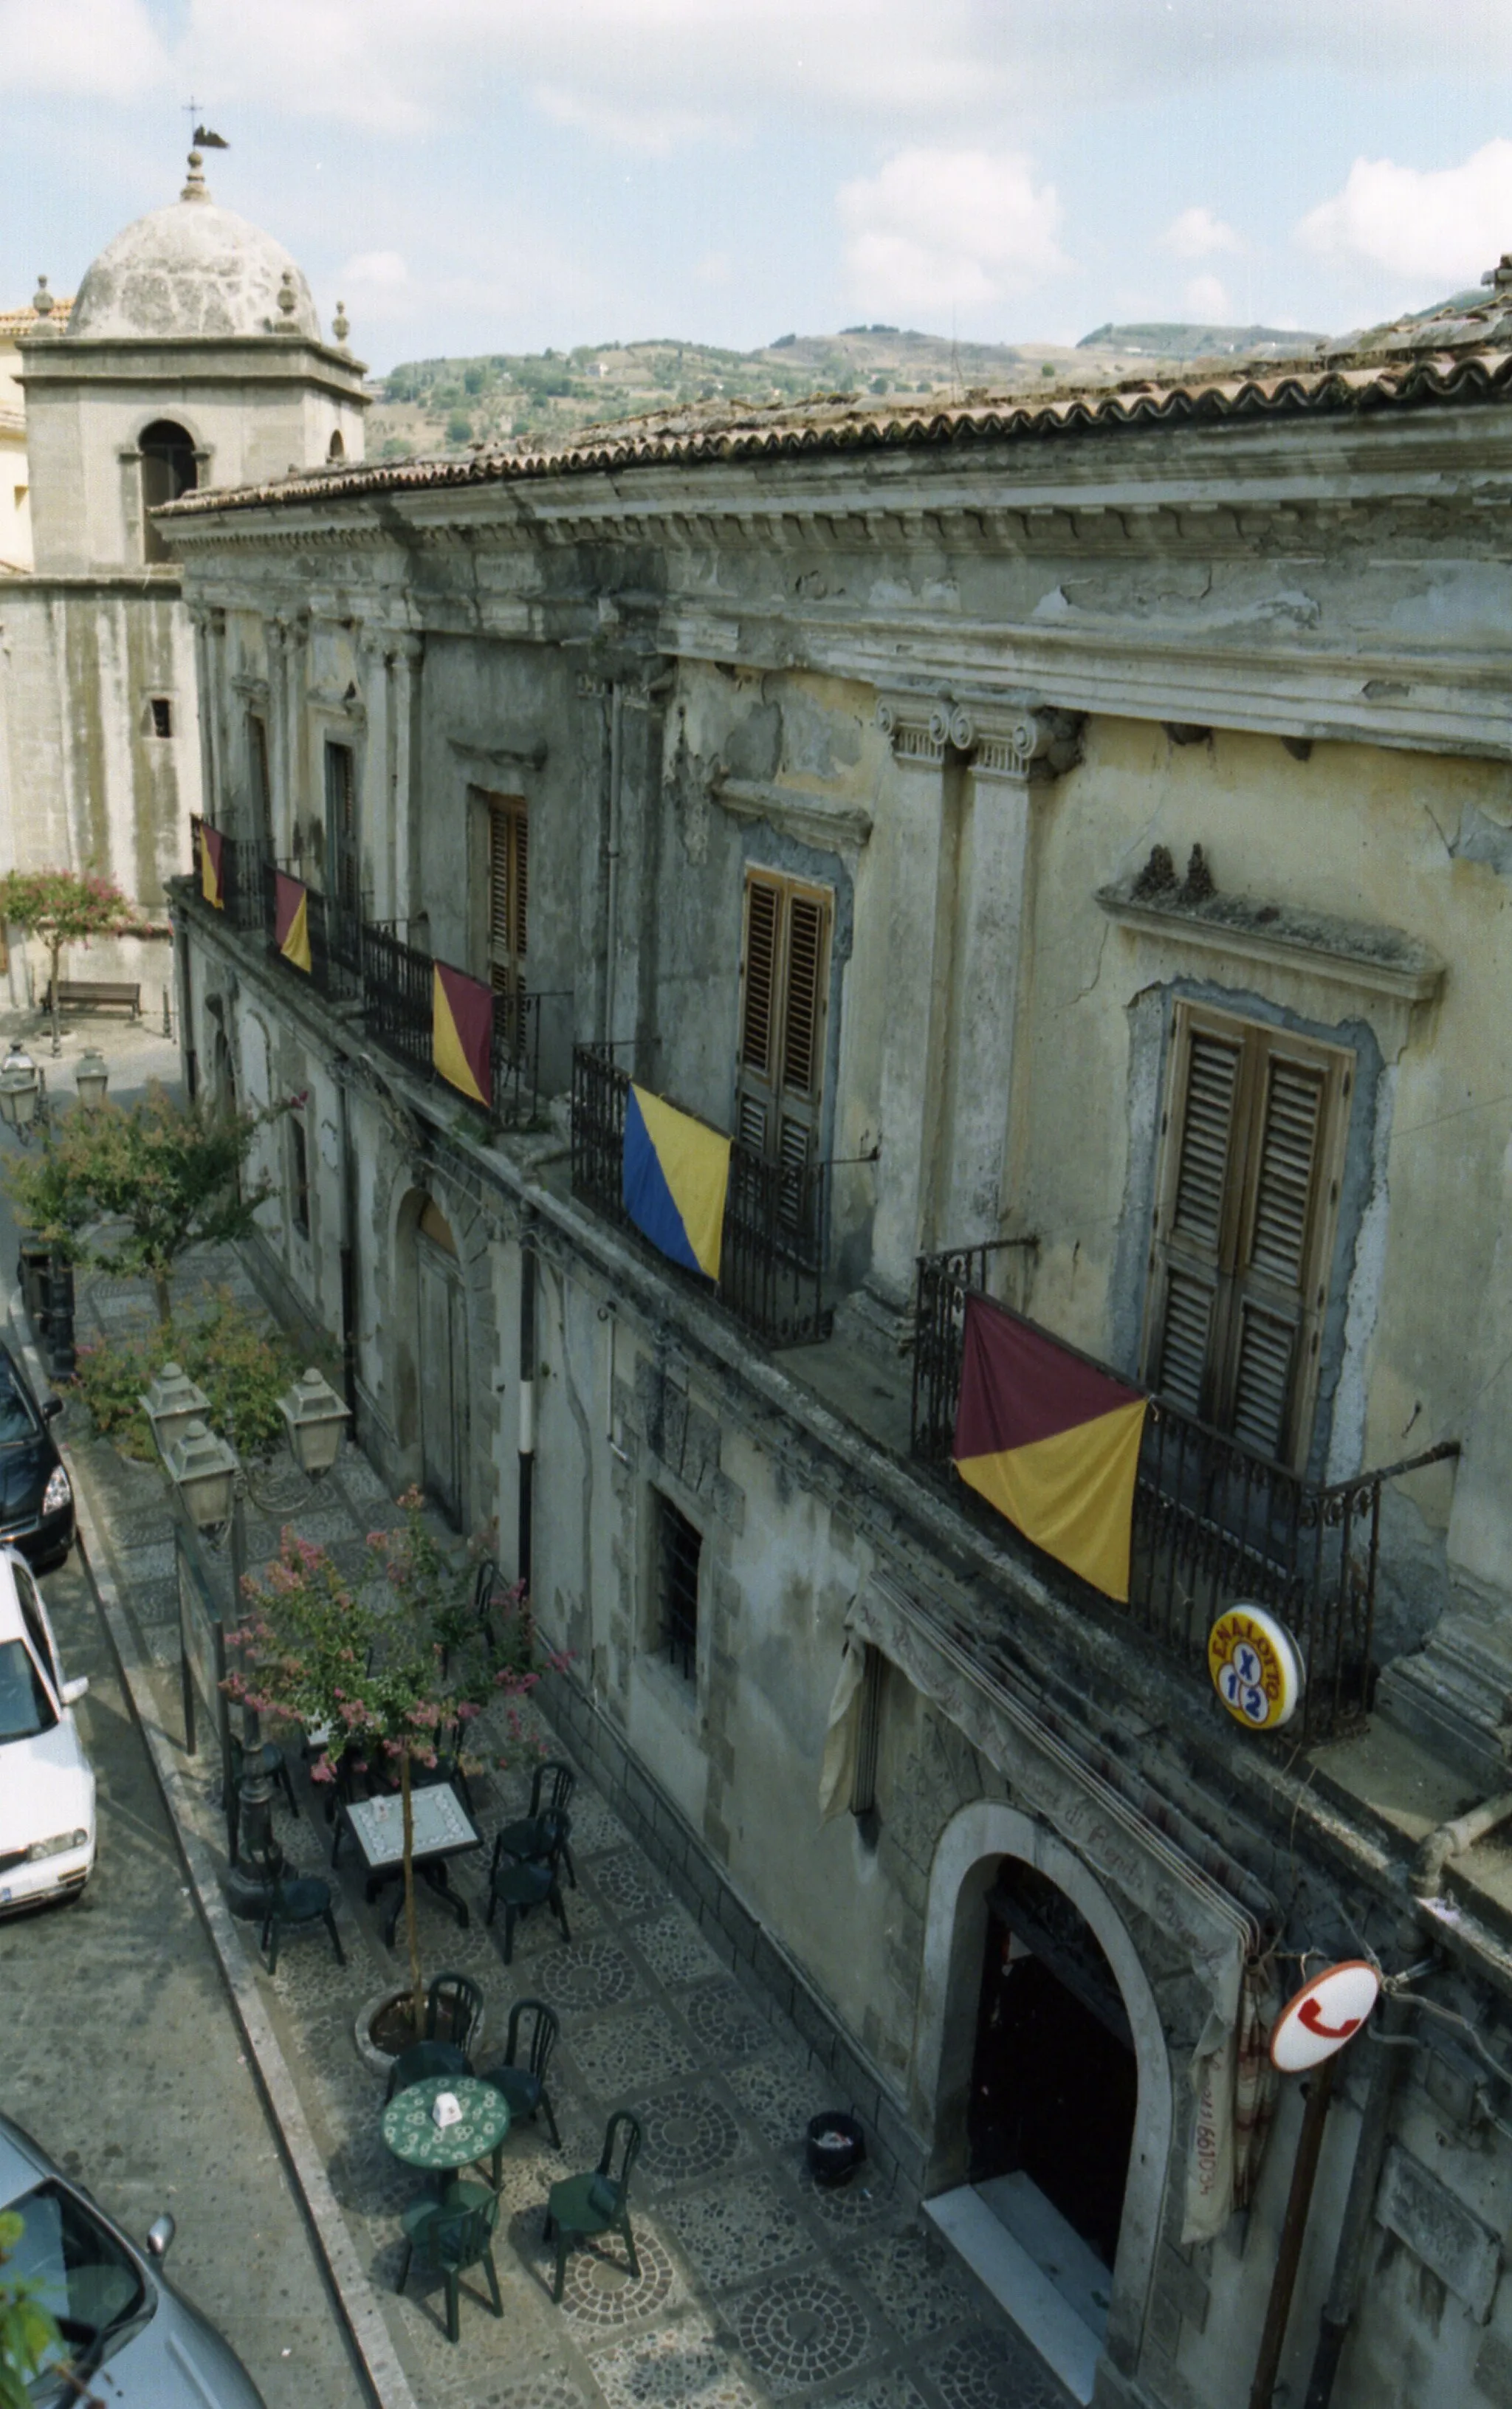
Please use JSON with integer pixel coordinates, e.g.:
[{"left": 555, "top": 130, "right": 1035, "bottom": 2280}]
[
  {"left": 6, "top": 2179, "right": 148, "bottom": 2398},
  {"left": 0, "top": 1637, "right": 56, "bottom": 1740},
  {"left": 0, "top": 1364, "right": 36, "bottom": 1447}
]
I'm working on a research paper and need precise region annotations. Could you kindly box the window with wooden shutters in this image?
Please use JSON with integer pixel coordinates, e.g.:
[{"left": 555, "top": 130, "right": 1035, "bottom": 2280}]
[
  {"left": 1143, "top": 1003, "right": 1351, "bottom": 1470},
  {"left": 486, "top": 793, "right": 529, "bottom": 1005},
  {"left": 735, "top": 870, "right": 832, "bottom": 1192},
  {"left": 323, "top": 740, "right": 359, "bottom": 914},
  {"left": 247, "top": 712, "right": 272, "bottom": 849}
]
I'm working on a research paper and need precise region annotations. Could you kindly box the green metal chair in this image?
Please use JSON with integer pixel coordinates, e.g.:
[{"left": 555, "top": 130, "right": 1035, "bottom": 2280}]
[
  {"left": 486, "top": 1812, "right": 571, "bottom": 1965},
  {"left": 495, "top": 1760, "right": 578, "bottom": 1890},
  {"left": 259, "top": 1874, "right": 345, "bottom": 1976},
  {"left": 543, "top": 2111, "right": 642, "bottom": 2304},
  {"left": 397, "top": 2179, "right": 502, "bottom": 2342},
  {"left": 385, "top": 1970, "right": 486, "bottom": 2103},
  {"left": 478, "top": 1997, "right": 561, "bottom": 2180}
]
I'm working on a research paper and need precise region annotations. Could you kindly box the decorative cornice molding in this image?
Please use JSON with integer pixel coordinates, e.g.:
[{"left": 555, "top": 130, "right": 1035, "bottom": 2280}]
[
  {"left": 1096, "top": 881, "right": 1446, "bottom": 1006},
  {"left": 447, "top": 734, "right": 548, "bottom": 772},
  {"left": 708, "top": 771, "right": 873, "bottom": 853}
]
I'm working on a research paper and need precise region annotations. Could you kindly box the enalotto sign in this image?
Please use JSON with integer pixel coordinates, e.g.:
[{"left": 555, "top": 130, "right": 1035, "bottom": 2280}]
[
  {"left": 1270, "top": 1960, "right": 1382, "bottom": 2073},
  {"left": 1207, "top": 1604, "right": 1302, "bottom": 1731}
]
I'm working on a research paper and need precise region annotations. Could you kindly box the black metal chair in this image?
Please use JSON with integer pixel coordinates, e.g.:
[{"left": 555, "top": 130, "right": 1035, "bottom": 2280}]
[
  {"left": 485, "top": 1812, "right": 571, "bottom": 1966},
  {"left": 397, "top": 2179, "right": 502, "bottom": 2342},
  {"left": 495, "top": 1760, "right": 577, "bottom": 1891},
  {"left": 544, "top": 2111, "right": 642, "bottom": 2304},
  {"left": 385, "top": 1969, "right": 487, "bottom": 2103},
  {"left": 260, "top": 1874, "right": 345, "bottom": 1976},
  {"left": 478, "top": 1997, "right": 562, "bottom": 2179}
]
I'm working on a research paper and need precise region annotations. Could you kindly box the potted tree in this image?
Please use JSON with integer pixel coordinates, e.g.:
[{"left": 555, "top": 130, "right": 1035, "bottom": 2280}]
[{"left": 227, "top": 1491, "right": 541, "bottom": 2060}]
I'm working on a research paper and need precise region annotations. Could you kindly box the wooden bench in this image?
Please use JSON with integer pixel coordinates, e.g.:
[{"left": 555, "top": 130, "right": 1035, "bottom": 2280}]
[{"left": 42, "top": 978, "right": 142, "bottom": 1020}]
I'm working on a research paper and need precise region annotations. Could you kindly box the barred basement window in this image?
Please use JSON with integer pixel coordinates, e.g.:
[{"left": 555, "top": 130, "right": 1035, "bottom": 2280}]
[
  {"left": 655, "top": 1492, "right": 701, "bottom": 1682},
  {"left": 149, "top": 698, "right": 173, "bottom": 738},
  {"left": 1144, "top": 1001, "right": 1352, "bottom": 1471}
]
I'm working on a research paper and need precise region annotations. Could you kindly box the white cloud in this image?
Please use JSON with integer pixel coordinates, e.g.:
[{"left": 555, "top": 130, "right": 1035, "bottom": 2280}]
[
  {"left": 340, "top": 250, "right": 414, "bottom": 323},
  {"left": 1183, "top": 272, "right": 1232, "bottom": 320},
  {"left": 0, "top": 0, "right": 167, "bottom": 96},
  {"left": 1296, "top": 140, "right": 1512, "bottom": 287},
  {"left": 839, "top": 148, "right": 1070, "bottom": 317},
  {"left": 1162, "top": 206, "right": 1240, "bottom": 261}
]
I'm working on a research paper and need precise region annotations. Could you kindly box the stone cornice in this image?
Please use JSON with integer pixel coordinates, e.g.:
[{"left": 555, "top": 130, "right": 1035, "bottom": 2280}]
[
  {"left": 708, "top": 772, "right": 873, "bottom": 853},
  {"left": 1096, "top": 881, "right": 1447, "bottom": 1006},
  {"left": 447, "top": 734, "right": 548, "bottom": 773},
  {"left": 876, "top": 692, "right": 1086, "bottom": 781}
]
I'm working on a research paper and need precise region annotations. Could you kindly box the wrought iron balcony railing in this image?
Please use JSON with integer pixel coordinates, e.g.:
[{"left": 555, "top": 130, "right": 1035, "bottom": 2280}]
[
  {"left": 571, "top": 1045, "right": 831, "bottom": 1347},
  {"left": 182, "top": 823, "right": 546, "bottom": 1129},
  {"left": 188, "top": 817, "right": 267, "bottom": 936},
  {"left": 913, "top": 1239, "right": 1457, "bottom": 1742}
]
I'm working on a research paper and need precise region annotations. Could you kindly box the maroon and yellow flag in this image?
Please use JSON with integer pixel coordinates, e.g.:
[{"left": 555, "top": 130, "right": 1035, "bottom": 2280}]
[
  {"left": 274, "top": 872, "right": 312, "bottom": 974},
  {"left": 199, "top": 822, "right": 224, "bottom": 910},
  {"left": 433, "top": 962, "right": 493, "bottom": 1107},
  {"left": 952, "top": 1293, "right": 1147, "bottom": 1601}
]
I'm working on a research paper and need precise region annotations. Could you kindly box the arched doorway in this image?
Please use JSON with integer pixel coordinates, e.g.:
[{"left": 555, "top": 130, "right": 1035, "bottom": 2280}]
[
  {"left": 916, "top": 1802, "right": 1172, "bottom": 2398},
  {"left": 415, "top": 1197, "right": 467, "bottom": 1527}
]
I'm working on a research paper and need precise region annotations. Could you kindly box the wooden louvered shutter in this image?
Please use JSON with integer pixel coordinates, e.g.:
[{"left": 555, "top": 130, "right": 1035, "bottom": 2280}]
[
  {"left": 487, "top": 794, "right": 528, "bottom": 1005},
  {"left": 1222, "top": 1051, "right": 1330, "bottom": 1461},
  {"left": 734, "top": 871, "right": 831, "bottom": 1185},
  {"left": 1144, "top": 1006, "right": 1349, "bottom": 1469}
]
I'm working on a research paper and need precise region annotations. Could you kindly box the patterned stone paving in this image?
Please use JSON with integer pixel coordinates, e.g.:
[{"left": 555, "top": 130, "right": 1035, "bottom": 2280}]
[{"left": 76, "top": 1243, "right": 1079, "bottom": 2409}]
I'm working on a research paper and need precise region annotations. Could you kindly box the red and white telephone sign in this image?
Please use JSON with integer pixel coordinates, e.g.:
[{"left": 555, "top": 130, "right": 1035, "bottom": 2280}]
[{"left": 1269, "top": 1959, "right": 1381, "bottom": 2073}]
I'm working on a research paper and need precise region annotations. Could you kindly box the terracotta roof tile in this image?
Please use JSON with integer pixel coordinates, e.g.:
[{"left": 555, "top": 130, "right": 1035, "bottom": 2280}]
[{"left": 164, "top": 344, "right": 1512, "bottom": 520}]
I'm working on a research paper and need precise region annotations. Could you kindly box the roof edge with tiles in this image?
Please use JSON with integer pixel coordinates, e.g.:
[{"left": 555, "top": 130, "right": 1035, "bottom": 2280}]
[{"left": 160, "top": 345, "right": 1512, "bottom": 523}]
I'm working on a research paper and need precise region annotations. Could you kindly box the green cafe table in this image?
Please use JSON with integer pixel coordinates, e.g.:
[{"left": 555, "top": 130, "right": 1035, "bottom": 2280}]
[{"left": 382, "top": 2074, "right": 511, "bottom": 2190}]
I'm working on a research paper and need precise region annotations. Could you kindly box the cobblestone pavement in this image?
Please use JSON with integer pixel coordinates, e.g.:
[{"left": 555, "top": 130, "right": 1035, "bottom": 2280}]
[
  {"left": 63, "top": 1246, "right": 1073, "bottom": 2409},
  {"left": 1, "top": 1528, "right": 369, "bottom": 2406}
]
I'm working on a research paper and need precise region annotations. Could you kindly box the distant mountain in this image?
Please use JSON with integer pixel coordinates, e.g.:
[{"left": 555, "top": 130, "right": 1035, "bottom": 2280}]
[
  {"left": 1076, "top": 321, "right": 1327, "bottom": 360},
  {"left": 365, "top": 318, "right": 1335, "bottom": 460}
]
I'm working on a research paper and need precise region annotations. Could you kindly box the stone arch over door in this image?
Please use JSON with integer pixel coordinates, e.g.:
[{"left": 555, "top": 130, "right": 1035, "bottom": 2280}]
[
  {"left": 392, "top": 1185, "right": 470, "bottom": 1529},
  {"left": 915, "top": 1800, "right": 1173, "bottom": 2377}
]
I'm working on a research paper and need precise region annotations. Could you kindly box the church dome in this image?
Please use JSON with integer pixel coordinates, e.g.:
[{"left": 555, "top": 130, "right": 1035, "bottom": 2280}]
[{"left": 69, "top": 154, "right": 320, "bottom": 343}]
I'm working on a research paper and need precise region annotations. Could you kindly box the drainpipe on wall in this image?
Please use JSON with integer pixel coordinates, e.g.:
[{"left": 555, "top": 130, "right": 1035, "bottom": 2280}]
[
  {"left": 1302, "top": 1994, "right": 1412, "bottom": 2409},
  {"left": 1248, "top": 2051, "right": 1340, "bottom": 2409},
  {"left": 603, "top": 683, "right": 622, "bottom": 1045},
  {"left": 518, "top": 1219, "right": 537, "bottom": 1597},
  {"left": 1411, "top": 1790, "right": 1512, "bottom": 1897},
  {"left": 334, "top": 1058, "right": 359, "bottom": 1436}
]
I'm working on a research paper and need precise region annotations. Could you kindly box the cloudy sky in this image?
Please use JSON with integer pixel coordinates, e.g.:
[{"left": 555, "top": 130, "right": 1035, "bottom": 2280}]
[{"left": 4, "top": 1, "right": 1512, "bottom": 370}]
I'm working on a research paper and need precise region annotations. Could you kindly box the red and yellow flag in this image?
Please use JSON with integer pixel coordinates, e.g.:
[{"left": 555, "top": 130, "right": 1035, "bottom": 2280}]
[
  {"left": 952, "top": 1293, "right": 1147, "bottom": 1601},
  {"left": 199, "top": 822, "right": 224, "bottom": 910},
  {"left": 274, "top": 872, "right": 312, "bottom": 974},
  {"left": 432, "top": 962, "right": 493, "bottom": 1107}
]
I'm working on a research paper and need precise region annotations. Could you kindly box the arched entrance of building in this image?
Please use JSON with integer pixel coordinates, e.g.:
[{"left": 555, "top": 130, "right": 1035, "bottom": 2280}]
[
  {"left": 916, "top": 1803, "right": 1172, "bottom": 2400},
  {"left": 413, "top": 1195, "right": 467, "bottom": 1527}
]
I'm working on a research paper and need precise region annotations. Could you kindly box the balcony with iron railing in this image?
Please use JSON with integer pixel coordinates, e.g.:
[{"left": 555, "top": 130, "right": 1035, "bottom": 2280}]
[
  {"left": 911, "top": 1237, "right": 1457, "bottom": 1742},
  {"left": 182, "top": 819, "right": 551, "bottom": 1131},
  {"left": 571, "top": 1044, "right": 831, "bottom": 1349}
]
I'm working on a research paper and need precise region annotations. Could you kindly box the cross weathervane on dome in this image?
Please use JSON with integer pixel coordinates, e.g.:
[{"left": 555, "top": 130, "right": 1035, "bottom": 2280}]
[{"left": 183, "top": 97, "right": 229, "bottom": 148}]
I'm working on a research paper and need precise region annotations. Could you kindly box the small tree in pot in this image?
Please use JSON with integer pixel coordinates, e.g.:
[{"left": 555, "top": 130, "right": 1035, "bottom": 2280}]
[{"left": 227, "top": 1492, "right": 541, "bottom": 2041}]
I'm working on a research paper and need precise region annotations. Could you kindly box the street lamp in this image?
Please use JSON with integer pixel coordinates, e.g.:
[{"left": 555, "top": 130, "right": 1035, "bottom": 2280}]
[
  {"left": 278, "top": 1366, "right": 350, "bottom": 1477},
  {"left": 145, "top": 1366, "right": 353, "bottom": 1920},
  {"left": 0, "top": 1045, "right": 44, "bottom": 1138},
  {"left": 140, "top": 1363, "right": 212, "bottom": 1460},
  {"left": 74, "top": 1048, "right": 109, "bottom": 1109}
]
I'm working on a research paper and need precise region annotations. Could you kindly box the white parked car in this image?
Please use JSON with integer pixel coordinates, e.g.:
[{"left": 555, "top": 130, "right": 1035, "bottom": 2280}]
[{"left": 0, "top": 1545, "right": 95, "bottom": 1912}]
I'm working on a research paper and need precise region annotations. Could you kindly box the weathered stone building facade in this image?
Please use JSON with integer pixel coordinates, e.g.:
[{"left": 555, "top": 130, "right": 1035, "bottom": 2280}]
[
  {"left": 166, "top": 276, "right": 1512, "bottom": 2409},
  {"left": 0, "top": 154, "right": 365, "bottom": 1002}
]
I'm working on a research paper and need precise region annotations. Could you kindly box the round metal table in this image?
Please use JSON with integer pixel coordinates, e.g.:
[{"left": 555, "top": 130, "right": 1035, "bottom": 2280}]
[{"left": 382, "top": 2073, "right": 510, "bottom": 2188}]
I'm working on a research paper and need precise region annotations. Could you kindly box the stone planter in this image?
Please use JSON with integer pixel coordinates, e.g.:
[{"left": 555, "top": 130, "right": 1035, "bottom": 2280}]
[{"left": 354, "top": 1986, "right": 487, "bottom": 2078}]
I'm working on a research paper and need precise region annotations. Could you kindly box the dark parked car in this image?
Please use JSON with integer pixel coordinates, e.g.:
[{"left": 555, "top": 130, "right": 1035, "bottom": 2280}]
[
  {"left": 0, "top": 2114, "right": 267, "bottom": 2405},
  {"left": 0, "top": 1338, "right": 72, "bottom": 1569}
]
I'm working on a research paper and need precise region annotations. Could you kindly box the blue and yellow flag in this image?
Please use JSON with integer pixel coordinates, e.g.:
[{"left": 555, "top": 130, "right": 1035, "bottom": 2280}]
[{"left": 622, "top": 1085, "right": 730, "bottom": 1282}]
